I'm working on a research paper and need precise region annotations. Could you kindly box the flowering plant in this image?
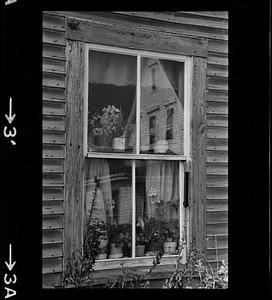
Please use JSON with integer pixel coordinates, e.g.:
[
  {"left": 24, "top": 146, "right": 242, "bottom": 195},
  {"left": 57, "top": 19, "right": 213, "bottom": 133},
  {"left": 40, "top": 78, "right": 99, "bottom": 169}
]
[
  {"left": 147, "top": 187, "right": 162, "bottom": 205},
  {"left": 136, "top": 217, "right": 149, "bottom": 245},
  {"left": 143, "top": 218, "right": 165, "bottom": 252},
  {"left": 88, "top": 105, "right": 125, "bottom": 137}
]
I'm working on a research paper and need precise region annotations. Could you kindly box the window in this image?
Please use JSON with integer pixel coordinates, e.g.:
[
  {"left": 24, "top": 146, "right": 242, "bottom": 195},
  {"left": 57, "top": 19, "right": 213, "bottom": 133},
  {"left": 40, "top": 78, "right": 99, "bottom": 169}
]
[
  {"left": 149, "top": 115, "right": 156, "bottom": 146},
  {"left": 83, "top": 44, "right": 191, "bottom": 262},
  {"left": 166, "top": 107, "right": 174, "bottom": 141},
  {"left": 150, "top": 65, "right": 157, "bottom": 91}
]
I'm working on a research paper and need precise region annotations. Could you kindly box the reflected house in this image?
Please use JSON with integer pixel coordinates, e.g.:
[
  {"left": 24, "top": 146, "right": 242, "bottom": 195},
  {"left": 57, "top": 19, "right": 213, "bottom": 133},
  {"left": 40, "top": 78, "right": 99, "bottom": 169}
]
[
  {"left": 114, "top": 58, "right": 185, "bottom": 223},
  {"left": 127, "top": 58, "right": 184, "bottom": 155}
]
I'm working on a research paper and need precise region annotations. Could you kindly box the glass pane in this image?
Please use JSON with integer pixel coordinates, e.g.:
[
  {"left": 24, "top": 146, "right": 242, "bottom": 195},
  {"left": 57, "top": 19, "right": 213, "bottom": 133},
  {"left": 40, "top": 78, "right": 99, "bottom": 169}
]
[
  {"left": 88, "top": 50, "right": 136, "bottom": 153},
  {"left": 84, "top": 159, "right": 132, "bottom": 260},
  {"left": 136, "top": 160, "right": 180, "bottom": 256},
  {"left": 140, "top": 57, "right": 184, "bottom": 155}
]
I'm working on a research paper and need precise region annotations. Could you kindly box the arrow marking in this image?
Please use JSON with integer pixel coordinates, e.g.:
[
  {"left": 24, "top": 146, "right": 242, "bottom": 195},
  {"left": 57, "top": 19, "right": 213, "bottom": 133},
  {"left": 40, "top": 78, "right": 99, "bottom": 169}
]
[
  {"left": 5, "top": 244, "right": 16, "bottom": 271},
  {"left": 5, "top": 97, "right": 16, "bottom": 124}
]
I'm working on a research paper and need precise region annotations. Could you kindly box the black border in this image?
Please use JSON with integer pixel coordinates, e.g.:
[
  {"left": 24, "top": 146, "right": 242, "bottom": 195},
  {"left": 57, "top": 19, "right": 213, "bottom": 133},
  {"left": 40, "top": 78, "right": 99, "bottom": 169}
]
[{"left": 0, "top": 1, "right": 270, "bottom": 298}]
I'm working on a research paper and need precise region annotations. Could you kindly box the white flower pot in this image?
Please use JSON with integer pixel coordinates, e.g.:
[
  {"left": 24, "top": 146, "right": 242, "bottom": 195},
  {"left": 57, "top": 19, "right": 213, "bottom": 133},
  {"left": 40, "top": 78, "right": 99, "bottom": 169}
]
[
  {"left": 163, "top": 241, "right": 177, "bottom": 254},
  {"left": 112, "top": 137, "right": 126, "bottom": 150},
  {"left": 109, "top": 243, "right": 123, "bottom": 259},
  {"left": 96, "top": 253, "right": 107, "bottom": 260},
  {"left": 154, "top": 140, "right": 168, "bottom": 153}
]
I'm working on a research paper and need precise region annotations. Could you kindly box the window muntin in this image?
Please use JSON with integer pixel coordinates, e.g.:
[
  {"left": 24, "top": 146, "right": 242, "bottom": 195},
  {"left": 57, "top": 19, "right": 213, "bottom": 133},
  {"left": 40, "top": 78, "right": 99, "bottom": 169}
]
[{"left": 84, "top": 45, "right": 190, "bottom": 261}]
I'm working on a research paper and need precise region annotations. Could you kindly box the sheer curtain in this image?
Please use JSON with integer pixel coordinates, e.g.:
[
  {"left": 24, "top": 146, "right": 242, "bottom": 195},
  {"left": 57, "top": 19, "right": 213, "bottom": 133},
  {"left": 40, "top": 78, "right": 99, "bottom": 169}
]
[
  {"left": 89, "top": 51, "right": 136, "bottom": 86},
  {"left": 84, "top": 159, "right": 113, "bottom": 226},
  {"left": 146, "top": 161, "right": 179, "bottom": 222}
]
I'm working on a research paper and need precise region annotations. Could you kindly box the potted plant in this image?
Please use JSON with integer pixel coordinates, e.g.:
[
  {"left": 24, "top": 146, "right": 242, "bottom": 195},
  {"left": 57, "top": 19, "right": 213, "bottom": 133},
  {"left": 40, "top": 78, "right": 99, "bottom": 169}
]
[
  {"left": 119, "top": 223, "right": 132, "bottom": 258},
  {"left": 136, "top": 217, "right": 148, "bottom": 257},
  {"left": 107, "top": 222, "right": 132, "bottom": 259},
  {"left": 162, "top": 221, "right": 179, "bottom": 255},
  {"left": 83, "top": 217, "right": 108, "bottom": 261},
  {"left": 143, "top": 218, "right": 165, "bottom": 255},
  {"left": 88, "top": 105, "right": 125, "bottom": 150}
]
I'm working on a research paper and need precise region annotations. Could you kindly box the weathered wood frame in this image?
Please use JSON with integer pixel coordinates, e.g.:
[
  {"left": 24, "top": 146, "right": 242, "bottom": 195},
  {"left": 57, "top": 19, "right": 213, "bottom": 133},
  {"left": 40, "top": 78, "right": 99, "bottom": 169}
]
[
  {"left": 189, "top": 57, "right": 207, "bottom": 253},
  {"left": 64, "top": 16, "right": 207, "bottom": 271}
]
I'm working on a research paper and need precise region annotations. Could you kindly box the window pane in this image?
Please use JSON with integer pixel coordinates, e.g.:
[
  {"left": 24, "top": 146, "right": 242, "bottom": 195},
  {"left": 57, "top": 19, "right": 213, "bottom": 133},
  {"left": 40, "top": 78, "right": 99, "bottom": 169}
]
[
  {"left": 140, "top": 57, "right": 184, "bottom": 155},
  {"left": 136, "top": 160, "right": 180, "bottom": 256},
  {"left": 84, "top": 159, "right": 132, "bottom": 259},
  {"left": 88, "top": 50, "right": 137, "bottom": 153}
]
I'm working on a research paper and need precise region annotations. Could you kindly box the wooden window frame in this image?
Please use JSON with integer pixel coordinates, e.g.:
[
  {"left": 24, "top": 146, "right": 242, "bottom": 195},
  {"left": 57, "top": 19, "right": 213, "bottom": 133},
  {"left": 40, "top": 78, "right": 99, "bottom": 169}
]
[{"left": 64, "top": 16, "right": 207, "bottom": 277}]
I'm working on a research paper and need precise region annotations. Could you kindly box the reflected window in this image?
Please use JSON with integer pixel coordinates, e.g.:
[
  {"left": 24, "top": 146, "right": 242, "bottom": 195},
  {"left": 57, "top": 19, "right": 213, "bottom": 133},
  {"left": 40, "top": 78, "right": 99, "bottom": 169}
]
[
  {"left": 166, "top": 107, "right": 174, "bottom": 141},
  {"left": 151, "top": 66, "right": 157, "bottom": 91},
  {"left": 149, "top": 115, "right": 156, "bottom": 145}
]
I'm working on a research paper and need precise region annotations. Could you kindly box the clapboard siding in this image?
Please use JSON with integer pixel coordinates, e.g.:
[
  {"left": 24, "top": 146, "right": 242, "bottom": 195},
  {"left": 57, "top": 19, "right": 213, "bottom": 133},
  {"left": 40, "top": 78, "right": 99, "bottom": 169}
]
[
  {"left": 43, "top": 158, "right": 64, "bottom": 173},
  {"left": 206, "top": 162, "right": 228, "bottom": 175},
  {"left": 42, "top": 12, "right": 66, "bottom": 288},
  {"left": 43, "top": 43, "right": 65, "bottom": 60},
  {"left": 207, "top": 138, "right": 228, "bottom": 151},
  {"left": 43, "top": 13, "right": 66, "bottom": 32},
  {"left": 43, "top": 86, "right": 66, "bottom": 102},
  {"left": 43, "top": 144, "right": 65, "bottom": 159},
  {"left": 207, "top": 234, "right": 228, "bottom": 249},
  {"left": 43, "top": 100, "right": 66, "bottom": 116},
  {"left": 43, "top": 257, "right": 63, "bottom": 274},
  {"left": 43, "top": 244, "right": 63, "bottom": 259},
  {"left": 43, "top": 187, "right": 64, "bottom": 201},
  {"left": 42, "top": 11, "right": 228, "bottom": 287},
  {"left": 43, "top": 131, "right": 66, "bottom": 144},
  {"left": 43, "top": 57, "right": 66, "bottom": 74}
]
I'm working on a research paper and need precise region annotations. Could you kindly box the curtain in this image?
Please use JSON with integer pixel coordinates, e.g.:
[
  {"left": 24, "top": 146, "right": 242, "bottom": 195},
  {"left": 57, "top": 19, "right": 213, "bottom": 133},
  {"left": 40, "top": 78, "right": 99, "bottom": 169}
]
[
  {"left": 160, "top": 59, "right": 184, "bottom": 103},
  {"left": 89, "top": 50, "right": 136, "bottom": 86},
  {"left": 84, "top": 159, "right": 113, "bottom": 225},
  {"left": 145, "top": 161, "right": 179, "bottom": 222}
]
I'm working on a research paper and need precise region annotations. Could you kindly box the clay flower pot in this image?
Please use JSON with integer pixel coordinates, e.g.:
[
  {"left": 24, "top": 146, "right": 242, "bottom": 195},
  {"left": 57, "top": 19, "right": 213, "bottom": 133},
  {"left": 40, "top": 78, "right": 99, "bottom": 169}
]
[{"left": 136, "top": 245, "right": 145, "bottom": 257}]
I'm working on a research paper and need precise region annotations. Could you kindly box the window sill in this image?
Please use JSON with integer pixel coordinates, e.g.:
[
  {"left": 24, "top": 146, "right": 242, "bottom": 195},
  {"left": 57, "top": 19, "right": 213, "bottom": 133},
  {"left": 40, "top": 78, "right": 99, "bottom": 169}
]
[
  {"left": 90, "top": 255, "right": 183, "bottom": 286},
  {"left": 93, "top": 254, "right": 181, "bottom": 271},
  {"left": 86, "top": 152, "right": 187, "bottom": 161}
]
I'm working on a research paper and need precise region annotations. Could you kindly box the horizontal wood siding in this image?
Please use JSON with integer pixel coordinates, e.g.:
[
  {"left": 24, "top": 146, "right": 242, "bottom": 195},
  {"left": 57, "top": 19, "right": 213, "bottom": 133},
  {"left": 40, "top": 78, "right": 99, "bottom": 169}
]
[
  {"left": 42, "top": 12, "right": 66, "bottom": 288},
  {"left": 43, "top": 11, "right": 228, "bottom": 287}
]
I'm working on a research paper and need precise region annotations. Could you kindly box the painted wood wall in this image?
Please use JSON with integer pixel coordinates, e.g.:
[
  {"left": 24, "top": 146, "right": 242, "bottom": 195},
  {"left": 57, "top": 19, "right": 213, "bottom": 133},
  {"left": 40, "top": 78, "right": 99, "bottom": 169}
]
[{"left": 42, "top": 11, "right": 228, "bottom": 288}]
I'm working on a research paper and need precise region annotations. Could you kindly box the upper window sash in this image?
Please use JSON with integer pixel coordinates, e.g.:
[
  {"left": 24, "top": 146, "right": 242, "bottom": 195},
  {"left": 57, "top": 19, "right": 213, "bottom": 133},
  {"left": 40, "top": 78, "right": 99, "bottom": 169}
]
[{"left": 83, "top": 43, "right": 192, "bottom": 159}]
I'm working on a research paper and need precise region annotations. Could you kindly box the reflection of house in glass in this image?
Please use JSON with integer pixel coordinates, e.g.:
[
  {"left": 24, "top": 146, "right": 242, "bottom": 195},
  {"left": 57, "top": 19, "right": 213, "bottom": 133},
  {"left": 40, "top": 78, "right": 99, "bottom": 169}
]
[{"left": 127, "top": 58, "right": 185, "bottom": 155}]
